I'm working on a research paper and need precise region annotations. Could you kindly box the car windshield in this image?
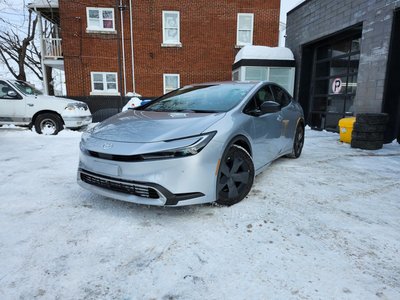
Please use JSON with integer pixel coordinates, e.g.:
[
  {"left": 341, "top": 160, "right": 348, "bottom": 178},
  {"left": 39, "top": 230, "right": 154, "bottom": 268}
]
[
  {"left": 142, "top": 83, "right": 256, "bottom": 113},
  {"left": 11, "top": 80, "right": 43, "bottom": 96}
]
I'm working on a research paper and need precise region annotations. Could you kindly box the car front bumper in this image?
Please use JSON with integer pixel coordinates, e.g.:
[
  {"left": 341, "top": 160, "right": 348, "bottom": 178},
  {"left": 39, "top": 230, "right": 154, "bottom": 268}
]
[
  {"left": 77, "top": 140, "right": 223, "bottom": 206},
  {"left": 63, "top": 115, "right": 92, "bottom": 129}
]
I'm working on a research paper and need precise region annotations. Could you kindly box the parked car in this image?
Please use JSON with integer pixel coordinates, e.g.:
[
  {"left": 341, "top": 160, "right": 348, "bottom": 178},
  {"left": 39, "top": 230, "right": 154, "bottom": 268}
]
[
  {"left": 122, "top": 97, "right": 153, "bottom": 111},
  {"left": 0, "top": 79, "right": 92, "bottom": 135},
  {"left": 77, "top": 81, "right": 305, "bottom": 206}
]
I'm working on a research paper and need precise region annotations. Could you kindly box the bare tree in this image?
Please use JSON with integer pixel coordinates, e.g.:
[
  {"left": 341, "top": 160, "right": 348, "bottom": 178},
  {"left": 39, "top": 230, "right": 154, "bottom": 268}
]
[
  {"left": 0, "top": 8, "right": 55, "bottom": 94},
  {"left": 0, "top": 0, "right": 56, "bottom": 95},
  {"left": 0, "top": 10, "right": 39, "bottom": 81}
]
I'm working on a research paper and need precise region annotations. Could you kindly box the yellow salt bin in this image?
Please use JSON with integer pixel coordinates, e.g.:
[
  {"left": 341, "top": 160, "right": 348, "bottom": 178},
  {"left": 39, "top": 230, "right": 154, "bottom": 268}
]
[{"left": 338, "top": 117, "right": 356, "bottom": 143}]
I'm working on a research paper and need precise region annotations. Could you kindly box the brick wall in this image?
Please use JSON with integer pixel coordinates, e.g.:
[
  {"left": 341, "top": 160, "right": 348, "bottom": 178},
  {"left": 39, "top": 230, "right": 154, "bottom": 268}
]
[
  {"left": 286, "top": 0, "right": 400, "bottom": 114},
  {"left": 59, "top": 0, "right": 280, "bottom": 97}
]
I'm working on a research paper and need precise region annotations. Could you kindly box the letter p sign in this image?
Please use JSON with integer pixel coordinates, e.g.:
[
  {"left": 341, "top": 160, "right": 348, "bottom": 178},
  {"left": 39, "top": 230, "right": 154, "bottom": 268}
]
[{"left": 332, "top": 78, "right": 342, "bottom": 94}]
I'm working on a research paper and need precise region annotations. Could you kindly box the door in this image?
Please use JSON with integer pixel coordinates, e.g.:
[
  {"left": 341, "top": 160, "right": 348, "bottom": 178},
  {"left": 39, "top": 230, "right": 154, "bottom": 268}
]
[
  {"left": 270, "top": 84, "right": 297, "bottom": 152},
  {"left": 383, "top": 9, "right": 400, "bottom": 143},
  {"left": 309, "top": 32, "right": 361, "bottom": 131},
  {"left": 0, "top": 81, "right": 26, "bottom": 124},
  {"left": 244, "top": 84, "right": 284, "bottom": 170}
]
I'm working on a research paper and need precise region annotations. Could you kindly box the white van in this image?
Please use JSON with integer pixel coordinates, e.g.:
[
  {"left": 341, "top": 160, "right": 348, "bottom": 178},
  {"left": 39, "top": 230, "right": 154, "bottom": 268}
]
[{"left": 0, "top": 79, "right": 92, "bottom": 135}]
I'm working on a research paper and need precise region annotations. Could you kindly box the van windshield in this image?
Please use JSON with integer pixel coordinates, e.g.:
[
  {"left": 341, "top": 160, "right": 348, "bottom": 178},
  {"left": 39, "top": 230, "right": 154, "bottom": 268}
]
[{"left": 11, "top": 80, "right": 43, "bottom": 96}]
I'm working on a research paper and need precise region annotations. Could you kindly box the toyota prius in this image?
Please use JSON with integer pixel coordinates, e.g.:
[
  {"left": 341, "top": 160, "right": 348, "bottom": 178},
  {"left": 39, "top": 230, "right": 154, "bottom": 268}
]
[{"left": 77, "top": 81, "right": 304, "bottom": 206}]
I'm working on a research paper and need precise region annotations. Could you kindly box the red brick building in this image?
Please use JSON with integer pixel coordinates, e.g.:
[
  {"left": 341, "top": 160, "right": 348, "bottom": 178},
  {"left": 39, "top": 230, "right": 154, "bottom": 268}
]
[{"left": 32, "top": 0, "right": 280, "bottom": 97}]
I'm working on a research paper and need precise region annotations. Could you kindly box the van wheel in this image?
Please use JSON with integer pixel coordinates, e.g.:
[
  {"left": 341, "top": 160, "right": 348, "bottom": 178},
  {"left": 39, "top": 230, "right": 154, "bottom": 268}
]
[
  {"left": 34, "top": 113, "right": 63, "bottom": 135},
  {"left": 216, "top": 145, "right": 254, "bottom": 206}
]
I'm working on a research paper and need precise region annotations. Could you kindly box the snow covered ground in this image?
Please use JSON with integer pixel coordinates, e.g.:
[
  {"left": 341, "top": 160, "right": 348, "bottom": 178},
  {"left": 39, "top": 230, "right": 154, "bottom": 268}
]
[{"left": 0, "top": 126, "right": 399, "bottom": 299}]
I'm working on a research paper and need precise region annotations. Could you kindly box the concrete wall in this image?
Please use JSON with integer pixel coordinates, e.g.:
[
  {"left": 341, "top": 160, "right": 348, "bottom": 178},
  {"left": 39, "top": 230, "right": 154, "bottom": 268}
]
[{"left": 286, "top": 0, "right": 400, "bottom": 113}]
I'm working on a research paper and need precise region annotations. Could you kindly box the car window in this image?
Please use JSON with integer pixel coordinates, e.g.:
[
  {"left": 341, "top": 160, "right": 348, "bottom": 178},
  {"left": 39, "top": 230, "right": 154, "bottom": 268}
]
[
  {"left": 255, "top": 85, "right": 274, "bottom": 107},
  {"left": 0, "top": 81, "right": 19, "bottom": 100},
  {"left": 270, "top": 85, "right": 291, "bottom": 107},
  {"left": 244, "top": 85, "right": 275, "bottom": 114},
  {"left": 11, "top": 80, "right": 42, "bottom": 96}
]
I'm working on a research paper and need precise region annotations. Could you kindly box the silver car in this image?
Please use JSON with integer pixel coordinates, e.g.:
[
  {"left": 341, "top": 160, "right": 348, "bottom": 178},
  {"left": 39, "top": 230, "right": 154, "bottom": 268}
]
[{"left": 77, "top": 82, "right": 304, "bottom": 206}]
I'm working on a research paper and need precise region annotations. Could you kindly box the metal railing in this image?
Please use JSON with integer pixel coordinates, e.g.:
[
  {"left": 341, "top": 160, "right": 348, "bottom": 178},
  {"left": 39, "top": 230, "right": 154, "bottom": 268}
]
[{"left": 44, "top": 38, "right": 63, "bottom": 58}]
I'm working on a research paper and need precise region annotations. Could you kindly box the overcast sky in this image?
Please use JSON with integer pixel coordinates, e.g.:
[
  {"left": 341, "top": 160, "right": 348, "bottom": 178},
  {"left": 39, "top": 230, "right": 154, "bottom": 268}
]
[{"left": 280, "top": 0, "right": 306, "bottom": 25}]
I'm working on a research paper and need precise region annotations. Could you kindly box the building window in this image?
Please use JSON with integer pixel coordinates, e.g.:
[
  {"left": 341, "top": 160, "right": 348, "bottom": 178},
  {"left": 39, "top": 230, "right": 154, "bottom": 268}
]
[
  {"left": 237, "top": 13, "right": 254, "bottom": 46},
  {"left": 163, "top": 74, "right": 180, "bottom": 94},
  {"left": 162, "top": 11, "right": 181, "bottom": 46},
  {"left": 232, "top": 70, "right": 240, "bottom": 81},
  {"left": 86, "top": 8, "right": 115, "bottom": 32},
  {"left": 269, "top": 68, "right": 293, "bottom": 93},
  {"left": 90, "top": 72, "right": 118, "bottom": 95},
  {"left": 244, "top": 67, "right": 268, "bottom": 81}
]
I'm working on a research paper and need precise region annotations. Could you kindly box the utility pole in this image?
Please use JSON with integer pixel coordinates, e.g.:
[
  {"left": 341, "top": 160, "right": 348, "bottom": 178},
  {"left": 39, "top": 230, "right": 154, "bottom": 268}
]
[{"left": 116, "top": 0, "right": 126, "bottom": 112}]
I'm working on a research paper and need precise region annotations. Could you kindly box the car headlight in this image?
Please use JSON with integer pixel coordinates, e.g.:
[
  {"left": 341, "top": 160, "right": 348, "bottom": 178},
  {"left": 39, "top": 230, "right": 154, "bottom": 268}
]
[
  {"left": 65, "top": 103, "right": 89, "bottom": 111},
  {"left": 141, "top": 131, "right": 217, "bottom": 160}
]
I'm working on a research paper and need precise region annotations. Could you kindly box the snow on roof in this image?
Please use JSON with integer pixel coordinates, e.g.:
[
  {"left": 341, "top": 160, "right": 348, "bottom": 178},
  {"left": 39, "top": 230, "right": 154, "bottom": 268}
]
[
  {"left": 27, "top": 0, "right": 58, "bottom": 9},
  {"left": 234, "top": 45, "right": 294, "bottom": 63}
]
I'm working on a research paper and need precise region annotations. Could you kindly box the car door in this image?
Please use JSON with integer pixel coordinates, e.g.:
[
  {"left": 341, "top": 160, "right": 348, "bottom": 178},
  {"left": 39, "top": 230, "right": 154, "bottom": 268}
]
[
  {"left": 0, "top": 80, "right": 26, "bottom": 124},
  {"left": 270, "top": 84, "right": 297, "bottom": 153},
  {"left": 244, "top": 84, "right": 284, "bottom": 170}
]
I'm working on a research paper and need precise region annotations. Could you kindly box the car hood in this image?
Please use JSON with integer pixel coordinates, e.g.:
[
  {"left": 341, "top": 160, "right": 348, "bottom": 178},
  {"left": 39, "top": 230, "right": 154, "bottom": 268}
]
[
  {"left": 27, "top": 94, "right": 86, "bottom": 105},
  {"left": 90, "top": 110, "right": 225, "bottom": 142}
]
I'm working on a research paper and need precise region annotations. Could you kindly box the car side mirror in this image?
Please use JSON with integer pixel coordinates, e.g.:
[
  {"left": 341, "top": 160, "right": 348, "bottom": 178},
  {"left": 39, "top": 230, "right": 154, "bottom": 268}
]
[
  {"left": 7, "top": 90, "right": 18, "bottom": 98},
  {"left": 260, "top": 101, "right": 280, "bottom": 114}
]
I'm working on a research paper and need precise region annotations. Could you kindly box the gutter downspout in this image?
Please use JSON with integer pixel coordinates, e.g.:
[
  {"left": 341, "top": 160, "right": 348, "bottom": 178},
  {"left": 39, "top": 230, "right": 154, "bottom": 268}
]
[
  {"left": 129, "top": 0, "right": 136, "bottom": 94},
  {"left": 120, "top": 0, "right": 127, "bottom": 96},
  {"left": 36, "top": 10, "right": 49, "bottom": 95}
]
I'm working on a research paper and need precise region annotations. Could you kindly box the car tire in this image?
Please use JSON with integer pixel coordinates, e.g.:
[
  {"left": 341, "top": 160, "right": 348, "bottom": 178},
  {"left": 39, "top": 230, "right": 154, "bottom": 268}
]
[
  {"left": 216, "top": 145, "right": 254, "bottom": 206},
  {"left": 34, "top": 113, "right": 63, "bottom": 135},
  {"left": 286, "top": 123, "right": 305, "bottom": 158},
  {"left": 353, "top": 123, "right": 386, "bottom": 133},
  {"left": 356, "top": 113, "right": 389, "bottom": 125},
  {"left": 351, "top": 131, "right": 385, "bottom": 141},
  {"left": 351, "top": 139, "right": 384, "bottom": 150}
]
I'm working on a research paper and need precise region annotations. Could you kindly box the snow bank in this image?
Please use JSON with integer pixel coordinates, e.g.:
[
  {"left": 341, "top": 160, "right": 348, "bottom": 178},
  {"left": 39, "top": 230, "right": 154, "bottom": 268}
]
[{"left": 234, "top": 45, "right": 294, "bottom": 63}]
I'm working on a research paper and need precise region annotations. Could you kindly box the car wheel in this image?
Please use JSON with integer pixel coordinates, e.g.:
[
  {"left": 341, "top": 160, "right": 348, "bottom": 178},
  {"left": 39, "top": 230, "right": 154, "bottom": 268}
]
[
  {"left": 216, "top": 145, "right": 254, "bottom": 206},
  {"left": 287, "top": 123, "right": 304, "bottom": 158},
  {"left": 34, "top": 113, "right": 63, "bottom": 135}
]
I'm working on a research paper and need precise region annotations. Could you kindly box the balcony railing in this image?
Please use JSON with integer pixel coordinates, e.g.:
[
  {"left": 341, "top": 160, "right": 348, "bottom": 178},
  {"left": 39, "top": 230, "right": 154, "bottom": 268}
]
[{"left": 44, "top": 38, "right": 63, "bottom": 59}]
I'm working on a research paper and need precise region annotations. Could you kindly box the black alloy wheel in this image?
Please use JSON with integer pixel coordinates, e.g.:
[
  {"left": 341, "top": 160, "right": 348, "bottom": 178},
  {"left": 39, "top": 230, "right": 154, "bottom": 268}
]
[
  {"left": 287, "top": 124, "right": 304, "bottom": 158},
  {"left": 216, "top": 145, "right": 254, "bottom": 206}
]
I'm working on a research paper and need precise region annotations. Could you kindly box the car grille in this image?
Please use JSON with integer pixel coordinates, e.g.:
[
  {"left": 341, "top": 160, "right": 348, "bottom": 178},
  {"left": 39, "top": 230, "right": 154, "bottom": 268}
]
[
  {"left": 80, "top": 171, "right": 159, "bottom": 199},
  {"left": 88, "top": 150, "right": 145, "bottom": 162}
]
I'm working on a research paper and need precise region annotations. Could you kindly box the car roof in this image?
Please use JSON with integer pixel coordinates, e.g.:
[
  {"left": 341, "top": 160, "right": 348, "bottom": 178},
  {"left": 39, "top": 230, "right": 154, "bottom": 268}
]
[{"left": 183, "top": 81, "right": 265, "bottom": 87}]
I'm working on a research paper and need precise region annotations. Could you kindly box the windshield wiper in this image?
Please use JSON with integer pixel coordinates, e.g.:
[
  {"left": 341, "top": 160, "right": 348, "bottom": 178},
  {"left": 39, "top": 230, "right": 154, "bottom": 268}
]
[
  {"left": 143, "top": 108, "right": 219, "bottom": 113},
  {"left": 175, "top": 109, "right": 218, "bottom": 113}
]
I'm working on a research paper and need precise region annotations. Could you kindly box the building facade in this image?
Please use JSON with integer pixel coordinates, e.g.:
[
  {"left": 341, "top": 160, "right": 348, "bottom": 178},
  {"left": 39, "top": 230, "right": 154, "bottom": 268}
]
[
  {"left": 286, "top": 0, "right": 400, "bottom": 142},
  {"left": 43, "top": 0, "right": 279, "bottom": 98}
]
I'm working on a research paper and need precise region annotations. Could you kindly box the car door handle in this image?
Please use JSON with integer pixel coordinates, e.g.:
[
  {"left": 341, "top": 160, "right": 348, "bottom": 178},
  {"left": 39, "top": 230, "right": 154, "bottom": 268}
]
[{"left": 27, "top": 103, "right": 34, "bottom": 107}]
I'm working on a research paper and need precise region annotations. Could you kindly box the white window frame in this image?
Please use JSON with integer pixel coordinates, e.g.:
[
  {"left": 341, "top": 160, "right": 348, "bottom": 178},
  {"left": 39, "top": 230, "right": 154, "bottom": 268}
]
[
  {"left": 163, "top": 74, "right": 180, "bottom": 94},
  {"left": 236, "top": 13, "right": 254, "bottom": 47},
  {"left": 162, "top": 11, "right": 181, "bottom": 47},
  {"left": 86, "top": 7, "right": 116, "bottom": 32},
  {"left": 90, "top": 72, "right": 119, "bottom": 95}
]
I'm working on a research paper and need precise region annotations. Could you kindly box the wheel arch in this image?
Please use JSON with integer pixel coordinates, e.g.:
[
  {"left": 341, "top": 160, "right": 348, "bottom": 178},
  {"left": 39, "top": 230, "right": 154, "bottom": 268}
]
[
  {"left": 226, "top": 134, "right": 253, "bottom": 157},
  {"left": 32, "top": 110, "right": 64, "bottom": 125},
  {"left": 297, "top": 117, "right": 305, "bottom": 129}
]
